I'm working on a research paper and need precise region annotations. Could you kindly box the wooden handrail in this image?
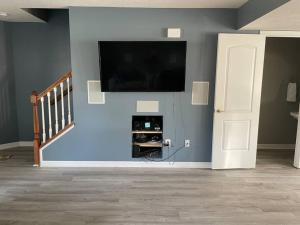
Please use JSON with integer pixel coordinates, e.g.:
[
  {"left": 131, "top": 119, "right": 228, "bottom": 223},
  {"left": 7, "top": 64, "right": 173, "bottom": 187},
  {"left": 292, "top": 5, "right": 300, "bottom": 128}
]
[{"left": 38, "top": 71, "right": 72, "bottom": 99}]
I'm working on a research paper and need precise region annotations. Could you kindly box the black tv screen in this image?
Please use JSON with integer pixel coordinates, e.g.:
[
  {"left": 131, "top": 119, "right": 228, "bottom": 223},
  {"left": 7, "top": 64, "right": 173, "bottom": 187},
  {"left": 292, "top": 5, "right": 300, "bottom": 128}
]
[{"left": 99, "top": 41, "right": 187, "bottom": 92}]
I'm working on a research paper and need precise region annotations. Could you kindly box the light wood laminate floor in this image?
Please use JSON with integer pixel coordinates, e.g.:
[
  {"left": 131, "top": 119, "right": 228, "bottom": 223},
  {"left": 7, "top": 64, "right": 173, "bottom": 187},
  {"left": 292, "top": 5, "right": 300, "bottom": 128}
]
[{"left": 0, "top": 147, "right": 299, "bottom": 225}]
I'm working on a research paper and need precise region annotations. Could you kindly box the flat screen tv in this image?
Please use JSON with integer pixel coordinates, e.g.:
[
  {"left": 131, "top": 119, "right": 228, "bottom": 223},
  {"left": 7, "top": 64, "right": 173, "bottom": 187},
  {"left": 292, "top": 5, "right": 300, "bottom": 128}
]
[{"left": 99, "top": 41, "right": 187, "bottom": 92}]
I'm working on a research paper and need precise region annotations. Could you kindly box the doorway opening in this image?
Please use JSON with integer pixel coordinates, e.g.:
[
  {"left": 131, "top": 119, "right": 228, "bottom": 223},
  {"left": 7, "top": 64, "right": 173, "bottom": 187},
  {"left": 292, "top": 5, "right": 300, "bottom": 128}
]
[{"left": 257, "top": 37, "right": 300, "bottom": 168}]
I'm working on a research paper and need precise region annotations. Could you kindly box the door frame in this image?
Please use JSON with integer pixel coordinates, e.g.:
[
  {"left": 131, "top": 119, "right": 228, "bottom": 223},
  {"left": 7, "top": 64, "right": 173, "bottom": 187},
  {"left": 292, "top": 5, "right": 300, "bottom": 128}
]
[{"left": 259, "top": 30, "right": 300, "bottom": 168}]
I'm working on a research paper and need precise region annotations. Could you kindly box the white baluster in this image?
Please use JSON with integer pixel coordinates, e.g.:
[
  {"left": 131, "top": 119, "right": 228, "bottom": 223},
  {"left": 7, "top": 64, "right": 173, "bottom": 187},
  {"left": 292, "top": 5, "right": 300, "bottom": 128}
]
[
  {"left": 67, "top": 78, "right": 71, "bottom": 124},
  {"left": 53, "top": 87, "right": 59, "bottom": 134},
  {"left": 47, "top": 92, "right": 52, "bottom": 138},
  {"left": 60, "top": 82, "right": 65, "bottom": 129},
  {"left": 40, "top": 97, "right": 46, "bottom": 143}
]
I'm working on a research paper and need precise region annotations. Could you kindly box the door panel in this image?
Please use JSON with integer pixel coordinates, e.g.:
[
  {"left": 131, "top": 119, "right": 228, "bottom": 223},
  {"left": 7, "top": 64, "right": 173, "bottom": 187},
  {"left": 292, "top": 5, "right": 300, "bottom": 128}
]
[
  {"left": 212, "top": 34, "right": 266, "bottom": 169},
  {"left": 222, "top": 120, "right": 250, "bottom": 151},
  {"left": 224, "top": 46, "right": 256, "bottom": 112}
]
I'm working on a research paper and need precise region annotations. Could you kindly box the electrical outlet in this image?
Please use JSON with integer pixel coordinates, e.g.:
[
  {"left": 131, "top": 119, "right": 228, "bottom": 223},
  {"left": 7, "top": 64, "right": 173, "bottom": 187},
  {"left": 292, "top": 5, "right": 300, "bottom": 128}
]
[
  {"left": 165, "top": 139, "right": 171, "bottom": 148},
  {"left": 185, "top": 139, "right": 190, "bottom": 148}
]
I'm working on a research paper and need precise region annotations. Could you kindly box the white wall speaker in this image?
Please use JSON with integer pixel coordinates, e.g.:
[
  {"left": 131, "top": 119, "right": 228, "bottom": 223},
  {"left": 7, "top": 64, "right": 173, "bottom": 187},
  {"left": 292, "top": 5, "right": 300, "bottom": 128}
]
[
  {"left": 167, "top": 28, "right": 181, "bottom": 38},
  {"left": 192, "top": 81, "right": 209, "bottom": 105},
  {"left": 136, "top": 101, "right": 159, "bottom": 113},
  {"left": 87, "top": 80, "right": 105, "bottom": 104}
]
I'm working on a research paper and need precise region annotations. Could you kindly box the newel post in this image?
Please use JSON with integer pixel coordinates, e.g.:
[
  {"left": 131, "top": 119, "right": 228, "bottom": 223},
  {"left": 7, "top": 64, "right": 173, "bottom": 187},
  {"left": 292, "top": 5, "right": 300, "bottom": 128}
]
[{"left": 31, "top": 91, "right": 40, "bottom": 166}]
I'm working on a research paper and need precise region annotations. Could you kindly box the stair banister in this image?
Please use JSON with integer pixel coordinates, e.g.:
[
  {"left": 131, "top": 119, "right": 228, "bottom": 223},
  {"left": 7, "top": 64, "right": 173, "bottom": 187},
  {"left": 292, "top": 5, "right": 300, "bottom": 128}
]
[
  {"left": 60, "top": 82, "right": 65, "bottom": 129},
  {"left": 54, "top": 87, "right": 59, "bottom": 134},
  {"left": 67, "top": 77, "right": 71, "bottom": 124},
  {"left": 30, "top": 71, "right": 73, "bottom": 166},
  {"left": 40, "top": 96, "right": 46, "bottom": 143},
  {"left": 31, "top": 91, "right": 40, "bottom": 166}
]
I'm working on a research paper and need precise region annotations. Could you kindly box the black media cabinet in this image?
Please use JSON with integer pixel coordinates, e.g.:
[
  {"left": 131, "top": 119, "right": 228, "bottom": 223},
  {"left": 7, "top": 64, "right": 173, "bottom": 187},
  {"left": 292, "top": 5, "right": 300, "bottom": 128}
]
[{"left": 132, "top": 115, "right": 163, "bottom": 158}]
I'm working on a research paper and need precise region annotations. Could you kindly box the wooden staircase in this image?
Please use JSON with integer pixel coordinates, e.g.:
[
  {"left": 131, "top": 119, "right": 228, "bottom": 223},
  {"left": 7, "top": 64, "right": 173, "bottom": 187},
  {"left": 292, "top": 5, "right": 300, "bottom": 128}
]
[{"left": 31, "top": 71, "right": 74, "bottom": 166}]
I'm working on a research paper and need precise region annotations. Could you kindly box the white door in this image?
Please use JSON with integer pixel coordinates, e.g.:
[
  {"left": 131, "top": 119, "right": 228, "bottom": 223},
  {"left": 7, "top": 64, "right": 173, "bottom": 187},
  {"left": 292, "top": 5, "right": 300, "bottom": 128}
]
[
  {"left": 294, "top": 104, "right": 300, "bottom": 168},
  {"left": 212, "top": 33, "right": 266, "bottom": 169}
]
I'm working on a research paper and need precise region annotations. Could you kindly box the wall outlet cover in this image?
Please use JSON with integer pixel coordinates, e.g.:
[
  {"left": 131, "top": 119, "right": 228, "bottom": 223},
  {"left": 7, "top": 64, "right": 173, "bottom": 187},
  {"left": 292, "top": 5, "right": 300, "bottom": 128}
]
[
  {"left": 165, "top": 139, "right": 171, "bottom": 148},
  {"left": 185, "top": 139, "right": 190, "bottom": 148}
]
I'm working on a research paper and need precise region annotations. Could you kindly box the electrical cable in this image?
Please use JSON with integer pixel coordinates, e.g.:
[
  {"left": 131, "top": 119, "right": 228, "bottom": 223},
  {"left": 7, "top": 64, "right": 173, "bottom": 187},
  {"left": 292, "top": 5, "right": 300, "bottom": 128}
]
[
  {"left": 171, "top": 92, "right": 176, "bottom": 164},
  {"left": 144, "top": 93, "right": 187, "bottom": 163},
  {"left": 144, "top": 145, "right": 185, "bottom": 162},
  {"left": 173, "top": 92, "right": 176, "bottom": 146},
  {"left": 179, "top": 92, "right": 186, "bottom": 138}
]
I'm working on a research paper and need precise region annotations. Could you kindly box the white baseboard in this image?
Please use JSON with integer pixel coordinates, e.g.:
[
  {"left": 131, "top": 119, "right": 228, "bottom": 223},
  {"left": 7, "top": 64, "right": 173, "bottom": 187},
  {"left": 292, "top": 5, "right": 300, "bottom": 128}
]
[
  {"left": 40, "top": 161, "right": 211, "bottom": 168},
  {"left": 0, "top": 142, "right": 19, "bottom": 150},
  {"left": 258, "top": 144, "right": 295, "bottom": 150},
  {"left": 0, "top": 141, "right": 33, "bottom": 150},
  {"left": 18, "top": 141, "right": 33, "bottom": 147}
]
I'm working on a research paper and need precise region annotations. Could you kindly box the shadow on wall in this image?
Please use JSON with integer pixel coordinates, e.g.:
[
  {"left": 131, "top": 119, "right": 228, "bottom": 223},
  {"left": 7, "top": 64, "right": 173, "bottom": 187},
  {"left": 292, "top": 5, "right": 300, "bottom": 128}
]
[
  {"left": 0, "top": 24, "right": 10, "bottom": 130},
  {"left": 0, "top": 21, "right": 18, "bottom": 144},
  {"left": 0, "top": 76, "right": 11, "bottom": 131}
]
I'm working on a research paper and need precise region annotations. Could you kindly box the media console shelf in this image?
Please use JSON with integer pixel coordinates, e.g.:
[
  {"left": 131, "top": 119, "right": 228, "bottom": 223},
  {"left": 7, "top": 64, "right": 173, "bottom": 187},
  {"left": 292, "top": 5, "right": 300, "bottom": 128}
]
[
  {"left": 132, "top": 116, "right": 163, "bottom": 158},
  {"left": 133, "top": 142, "right": 163, "bottom": 148},
  {"left": 132, "top": 131, "right": 163, "bottom": 134}
]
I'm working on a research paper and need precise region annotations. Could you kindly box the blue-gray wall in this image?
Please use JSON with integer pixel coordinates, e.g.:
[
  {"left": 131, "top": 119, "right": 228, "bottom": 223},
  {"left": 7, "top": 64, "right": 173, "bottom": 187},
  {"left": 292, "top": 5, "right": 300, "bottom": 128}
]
[
  {"left": 9, "top": 10, "right": 71, "bottom": 141},
  {"left": 0, "top": 22, "right": 19, "bottom": 144},
  {"left": 43, "top": 8, "right": 239, "bottom": 162}
]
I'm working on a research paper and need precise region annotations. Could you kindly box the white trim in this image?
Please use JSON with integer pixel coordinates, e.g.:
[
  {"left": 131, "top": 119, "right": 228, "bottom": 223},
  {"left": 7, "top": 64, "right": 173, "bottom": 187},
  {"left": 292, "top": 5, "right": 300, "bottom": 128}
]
[
  {"left": 0, "top": 141, "right": 33, "bottom": 150},
  {"left": 260, "top": 31, "right": 300, "bottom": 38},
  {"left": 40, "top": 123, "right": 75, "bottom": 151},
  {"left": 18, "top": 141, "right": 33, "bottom": 147},
  {"left": 39, "top": 150, "right": 44, "bottom": 163},
  {"left": 258, "top": 144, "right": 295, "bottom": 150},
  {"left": 0, "top": 142, "right": 19, "bottom": 150},
  {"left": 40, "top": 161, "right": 211, "bottom": 168},
  {"left": 294, "top": 104, "right": 300, "bottom": 168}
]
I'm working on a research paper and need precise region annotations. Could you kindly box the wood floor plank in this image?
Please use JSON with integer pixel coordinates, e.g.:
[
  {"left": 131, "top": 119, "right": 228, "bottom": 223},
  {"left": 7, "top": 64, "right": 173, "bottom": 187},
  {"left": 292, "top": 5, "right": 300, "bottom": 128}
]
[{"left": 0, "top": 147, "right": 299, "bottom": 224}]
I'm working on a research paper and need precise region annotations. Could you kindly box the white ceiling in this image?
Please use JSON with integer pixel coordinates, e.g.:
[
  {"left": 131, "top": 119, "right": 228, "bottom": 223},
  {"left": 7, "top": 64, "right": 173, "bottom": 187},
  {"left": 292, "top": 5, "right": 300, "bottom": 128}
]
[
  {"left": 2, "top": 0, "right": 300, "bottom": 31},
  {"left": 241, "top": 0, "right": 300, "bottom": 31},
  {"left": 0, "top": 7, "right": 44, "bottom": 22},
  {"left": 0, "top": 0, "right": 248, "bottom": 22}
]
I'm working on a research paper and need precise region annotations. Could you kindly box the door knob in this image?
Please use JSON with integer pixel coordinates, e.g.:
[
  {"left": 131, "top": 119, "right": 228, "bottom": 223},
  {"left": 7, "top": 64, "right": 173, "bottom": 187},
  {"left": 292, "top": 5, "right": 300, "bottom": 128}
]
[{"left": 216, "top": 109, "right": 223, "bottom": 113}]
